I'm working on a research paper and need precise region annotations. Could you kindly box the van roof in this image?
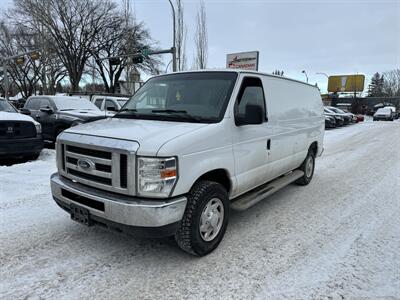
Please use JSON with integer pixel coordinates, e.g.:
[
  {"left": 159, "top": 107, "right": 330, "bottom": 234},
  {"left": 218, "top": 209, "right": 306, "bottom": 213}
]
[{"left": 153, "top": 69, "right": 319, "bottom": 89}]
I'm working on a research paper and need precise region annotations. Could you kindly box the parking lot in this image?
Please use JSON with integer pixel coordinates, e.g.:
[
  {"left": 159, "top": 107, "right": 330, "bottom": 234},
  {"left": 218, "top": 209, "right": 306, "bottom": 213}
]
[{"left": 1, "top": 120, "right": 399, "bottom": 299}]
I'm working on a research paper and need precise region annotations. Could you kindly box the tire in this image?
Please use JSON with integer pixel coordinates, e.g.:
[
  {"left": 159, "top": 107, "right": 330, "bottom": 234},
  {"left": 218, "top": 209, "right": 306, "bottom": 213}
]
[
  {"left": 295, "top": 150, "right": 315, "bottom": 186},
  {"left": 175, "top": 180, "right": 229, "bottom": 256}
]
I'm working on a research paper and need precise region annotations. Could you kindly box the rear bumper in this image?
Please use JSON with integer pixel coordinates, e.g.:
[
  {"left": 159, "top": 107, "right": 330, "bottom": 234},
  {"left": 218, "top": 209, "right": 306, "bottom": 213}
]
[
  {"left": 50, "top": 173, "right": 187, "bottom": 237},
  {"left": 0, "top": 136, "right": 43, "bottom": 157},
  {"left": 373, "top": 116, "right": 392, "bottom": 120}
]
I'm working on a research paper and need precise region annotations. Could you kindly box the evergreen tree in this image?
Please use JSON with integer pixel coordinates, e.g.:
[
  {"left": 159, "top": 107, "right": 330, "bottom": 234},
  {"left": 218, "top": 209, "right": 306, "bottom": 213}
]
[{"left": 368, "top": 72, "right": 385, "bottom": 97}]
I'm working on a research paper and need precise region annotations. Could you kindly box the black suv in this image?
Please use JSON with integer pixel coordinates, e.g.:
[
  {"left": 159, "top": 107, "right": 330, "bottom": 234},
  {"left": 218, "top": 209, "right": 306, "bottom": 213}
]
[
  {"left": 22, "top": 96, "right": 109, "bottom": 142},
  {"left": 0, "top": 98, "right": 43, "bottom": 159}
]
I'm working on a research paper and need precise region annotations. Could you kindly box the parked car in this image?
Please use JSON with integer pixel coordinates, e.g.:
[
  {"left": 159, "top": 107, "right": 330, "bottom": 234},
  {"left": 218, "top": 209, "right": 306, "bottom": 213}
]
[
  {"left": 327, "top": 106, "right": 353, "bottom": 124},
  {"left": 91, "top": 95, "right": 130, "bottom": 113},
  {"left": 386, "top": 106, "right": 399, "bottom": 119},
  {"left": 355, "top": 114, "right": 365, "bottom": 122},
  {"left": 0, "top": 97, "right": 43, "bottom": 160},
  {"left": 21, "top": 96, "right": 111, "bottom": 142},
  {"left": 50, "top": 70, "right": 324, "bottom": 256},
  {"left": 325, "top": 115, "right": 336, "bottom": 128},
  {"left": 373, "top": 107, "right": 394, "bottom": 121},
  {"left": 324, "top": 107, "right": 344, "bottom": 126}
]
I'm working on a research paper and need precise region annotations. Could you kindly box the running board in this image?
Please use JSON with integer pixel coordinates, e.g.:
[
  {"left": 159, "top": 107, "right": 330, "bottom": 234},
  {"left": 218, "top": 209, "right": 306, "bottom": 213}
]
[{"left": 230, "top": 170, "right": 304, "bottom": 211}]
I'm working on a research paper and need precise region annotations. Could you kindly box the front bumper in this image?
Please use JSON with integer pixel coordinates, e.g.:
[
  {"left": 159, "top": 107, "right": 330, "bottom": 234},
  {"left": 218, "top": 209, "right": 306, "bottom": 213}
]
[
  {"left": 50, "top": 173, "right": 187, "bottom": 237},
  {"left": 0, "top": 136, "right": 43, "bottom": 157}
]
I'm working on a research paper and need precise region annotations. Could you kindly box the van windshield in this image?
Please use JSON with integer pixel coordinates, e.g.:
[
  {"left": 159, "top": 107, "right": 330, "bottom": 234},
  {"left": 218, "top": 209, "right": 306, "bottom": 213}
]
[{"left": 115, "top": 72, "right": 238, "bottom": 123}]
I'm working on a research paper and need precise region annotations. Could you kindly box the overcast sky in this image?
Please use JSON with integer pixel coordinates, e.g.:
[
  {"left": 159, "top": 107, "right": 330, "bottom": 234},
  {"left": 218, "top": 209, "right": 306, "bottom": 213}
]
[
  {"left": 3, "top": 0, "right": 399, "bottom": 92},
  {"left": 133, "top": 0, "right": 399, "bottom": 92}
]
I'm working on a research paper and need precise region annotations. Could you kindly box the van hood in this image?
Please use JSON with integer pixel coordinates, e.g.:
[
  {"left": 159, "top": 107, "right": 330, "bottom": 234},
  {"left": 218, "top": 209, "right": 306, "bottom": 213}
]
[{"left": 64, "top": 117, "right": 209, "bottom": 155}]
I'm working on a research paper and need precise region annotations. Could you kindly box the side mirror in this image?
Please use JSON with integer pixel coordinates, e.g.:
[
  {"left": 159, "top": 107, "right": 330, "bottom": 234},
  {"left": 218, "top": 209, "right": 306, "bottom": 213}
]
[
  {"left": 20, "top": 108, "right": 31, "bottom": 115},
  {"left": 106, "top": 106, "right": 116, "bottom": 112},
  {"left": 235, "top": 104, "right": 264, "bottom": 126},
  {"left": 40, "top": 106, "right": 53, "bottom": 114}
]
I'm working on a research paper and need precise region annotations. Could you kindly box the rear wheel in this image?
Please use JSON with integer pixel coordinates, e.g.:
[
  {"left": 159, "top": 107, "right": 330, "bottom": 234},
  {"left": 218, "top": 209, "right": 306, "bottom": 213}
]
[
  {"left": 175, "top": 180, "right": 229, "bottom": 256},
  {"left": 295, "top": 150, "right": 315, "bottom": 186}
]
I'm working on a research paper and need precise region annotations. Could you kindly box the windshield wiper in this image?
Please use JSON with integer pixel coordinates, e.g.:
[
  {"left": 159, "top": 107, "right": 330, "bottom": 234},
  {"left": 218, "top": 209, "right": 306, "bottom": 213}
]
[
  {"left": 151, "top": 109, "right": 206, "bottom": 122},
  {"left": 152, "top": 109, "right": 188, "bottom": 114},
  {"left": 113, "top": 108, "right": 138, "bottom": 118}
]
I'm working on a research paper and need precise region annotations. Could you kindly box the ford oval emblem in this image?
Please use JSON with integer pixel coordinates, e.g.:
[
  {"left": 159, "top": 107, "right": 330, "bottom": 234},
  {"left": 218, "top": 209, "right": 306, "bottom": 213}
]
[{"left": 77, "top": 158, "right": 94, "bottom": 170}]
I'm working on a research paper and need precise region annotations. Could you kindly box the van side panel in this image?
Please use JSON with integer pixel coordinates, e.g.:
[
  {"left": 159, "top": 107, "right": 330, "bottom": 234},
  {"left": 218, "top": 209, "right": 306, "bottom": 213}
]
[{"left": 262, "top": 76, "right": 324, "bottom": 177}]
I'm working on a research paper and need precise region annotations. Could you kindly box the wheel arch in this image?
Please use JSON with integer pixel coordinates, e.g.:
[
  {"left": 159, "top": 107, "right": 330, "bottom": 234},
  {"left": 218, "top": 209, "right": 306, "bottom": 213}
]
[
  {"left": 195, "top": 168, "right": 232, "bottom": 195},
  {"left": 308, "top": 141, "right": 318, "bottom": 156}
]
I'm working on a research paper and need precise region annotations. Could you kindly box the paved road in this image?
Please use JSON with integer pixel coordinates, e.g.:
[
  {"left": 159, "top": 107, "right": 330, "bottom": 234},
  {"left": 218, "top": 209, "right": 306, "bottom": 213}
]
[{"left": 1, "top": 121, "right": 399, "bottom": 299}]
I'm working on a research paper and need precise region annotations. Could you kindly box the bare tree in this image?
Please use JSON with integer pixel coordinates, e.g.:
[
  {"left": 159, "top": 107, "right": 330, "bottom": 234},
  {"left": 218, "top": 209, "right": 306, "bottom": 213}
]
[
  {"left": 0, "top": 21, "right": 41, "bottom": 98},
  {"left": 382, "top": 69, "right": 400, "bottom": 97},
  {"left": 175, "top": 0, "right": 187, "bottom": 71},
  {"left": 89, "top": 20, "right": 161, "bottom": 93},
  {"left": 194, "top": 0, "right": 208, "bottom": 69},
  {"left": 13, "top": 0, "right": 119, "bottom": 92}
]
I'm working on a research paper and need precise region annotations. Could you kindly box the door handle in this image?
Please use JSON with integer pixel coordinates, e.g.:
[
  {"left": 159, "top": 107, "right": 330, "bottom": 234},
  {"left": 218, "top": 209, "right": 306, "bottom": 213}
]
[{"left": 267, "top": 139, "right": 271, "bottom": 150}]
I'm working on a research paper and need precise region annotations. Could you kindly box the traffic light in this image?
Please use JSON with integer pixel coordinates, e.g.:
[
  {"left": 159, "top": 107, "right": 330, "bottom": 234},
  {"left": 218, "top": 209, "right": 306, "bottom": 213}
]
[
  {"left": 29, "top": 51, "right": 41, "bottom": 60},
  {"left": 15, "top": 56, "right": 25, "bottom": 65},
  {"left": 131, "top": 55, "right": 144, "bottom": 64},
  {"left": 141, "top": 48, "right": 150, "bottom": 58},
  {"left": 109, "top": 57, "right": 121, "bottom": 66}
]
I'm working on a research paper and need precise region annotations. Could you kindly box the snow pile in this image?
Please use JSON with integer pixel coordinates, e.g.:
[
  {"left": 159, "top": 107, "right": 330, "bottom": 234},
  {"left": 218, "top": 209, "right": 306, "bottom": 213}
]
[{"left": 1, "top": 122, "right": 399, "bottom": 299}]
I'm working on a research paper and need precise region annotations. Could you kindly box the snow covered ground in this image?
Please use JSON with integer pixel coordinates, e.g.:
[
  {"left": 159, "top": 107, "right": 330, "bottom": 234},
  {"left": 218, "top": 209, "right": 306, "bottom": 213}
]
[{"left": 1, "top": 121, "right": 399, "bottom": 299}]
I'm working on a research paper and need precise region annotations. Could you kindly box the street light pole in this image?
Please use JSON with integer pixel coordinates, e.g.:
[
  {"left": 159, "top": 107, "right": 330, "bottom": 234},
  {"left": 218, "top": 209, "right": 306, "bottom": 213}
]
[
  {"left": 302, "top": 70, "right": 309, "bottom": 83},
  {"left": 316, "top": 72, "right": 329, "bottom": 79},
  {"left": 167, "top": 0, "right": 177, "bottom": 72}
]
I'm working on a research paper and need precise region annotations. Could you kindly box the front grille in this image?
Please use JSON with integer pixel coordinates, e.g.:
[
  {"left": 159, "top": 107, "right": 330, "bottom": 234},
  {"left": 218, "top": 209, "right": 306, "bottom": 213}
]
[
  {"left": 66, "top": 145, "right": 111, "bottom": 159},
  {"left": 120, "top": 154, "right": 128, "bottom": 188},
  {"left": 59, "top": 141, "right": 134, "bottom": 195},
  {"left": 0, "top": 121, "right": 36, "bottom": 139},
  {"left": 67, "top": 168, "right": 112, "bottom": 185}
]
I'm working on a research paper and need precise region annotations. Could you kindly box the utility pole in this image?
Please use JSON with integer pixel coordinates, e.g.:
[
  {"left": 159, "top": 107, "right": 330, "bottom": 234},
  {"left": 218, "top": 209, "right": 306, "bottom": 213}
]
[
  {"left": 167, "top": 0, "right": 177, "bottom": 72},
  {"left": 2, "top": 63, "right": 9, "bottom": 100}
]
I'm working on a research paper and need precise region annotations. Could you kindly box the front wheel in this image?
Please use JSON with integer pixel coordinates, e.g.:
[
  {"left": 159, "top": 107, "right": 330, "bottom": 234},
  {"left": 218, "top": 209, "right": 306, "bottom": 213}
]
[
  {"left": 295, "top": 150, "right": 315, "bottom": 186},
  {"left": 175, "top": 180, "right": 229, "bottom": 256}
]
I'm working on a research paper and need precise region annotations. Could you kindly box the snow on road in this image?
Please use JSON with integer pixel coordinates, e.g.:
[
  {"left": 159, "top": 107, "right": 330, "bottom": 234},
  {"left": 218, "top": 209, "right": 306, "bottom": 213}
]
[{"left": 1, "top": 121, "right": 399, "bottom": 299}]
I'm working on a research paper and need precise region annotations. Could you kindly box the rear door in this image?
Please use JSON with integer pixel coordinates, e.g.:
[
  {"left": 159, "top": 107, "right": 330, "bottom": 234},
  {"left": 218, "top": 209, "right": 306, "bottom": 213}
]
[{"left": 232, "top": 76, "right": 274, "bottom": 196}]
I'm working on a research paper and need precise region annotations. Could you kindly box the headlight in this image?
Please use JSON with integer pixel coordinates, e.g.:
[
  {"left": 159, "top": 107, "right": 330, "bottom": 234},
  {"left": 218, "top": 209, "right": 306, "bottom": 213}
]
[
  {"left": 35, "top": 123, "right": 41, "bottom": 134},
  {"left": 137, "top": 157, "right": 177, "bottom": 198}
]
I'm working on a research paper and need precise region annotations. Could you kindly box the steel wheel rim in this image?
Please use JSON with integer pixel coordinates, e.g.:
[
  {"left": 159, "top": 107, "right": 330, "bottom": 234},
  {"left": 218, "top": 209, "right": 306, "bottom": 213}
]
[
  {"left": 199, "top": 198, "right": 224, "bottom": 242},
  {"left": 305, "top": 156, "right": 314, "bottom": 178}
]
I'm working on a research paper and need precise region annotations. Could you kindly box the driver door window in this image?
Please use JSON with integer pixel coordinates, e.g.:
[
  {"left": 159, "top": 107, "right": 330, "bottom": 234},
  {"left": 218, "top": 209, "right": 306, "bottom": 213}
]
[
  {"left": 40, "top": 99, "right": 52, "bottom": 109},
  {"left": 94, "top": 98, "right": 103, "bottom": 109},
  {"left": 236, "top": 77, "right": 266, "bottom": 121}
]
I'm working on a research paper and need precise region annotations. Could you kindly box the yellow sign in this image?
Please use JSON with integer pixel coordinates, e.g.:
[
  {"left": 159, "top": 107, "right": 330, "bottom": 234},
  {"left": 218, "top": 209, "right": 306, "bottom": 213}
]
[{"left": 328, "top": 75, "right": 365, "bottom": 93}]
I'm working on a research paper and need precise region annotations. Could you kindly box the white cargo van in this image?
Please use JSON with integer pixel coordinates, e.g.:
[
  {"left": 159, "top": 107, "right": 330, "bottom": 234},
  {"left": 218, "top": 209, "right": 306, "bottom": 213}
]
[{"left": 51, "top": 70, "right": 324, "bottom": 256}]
